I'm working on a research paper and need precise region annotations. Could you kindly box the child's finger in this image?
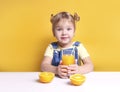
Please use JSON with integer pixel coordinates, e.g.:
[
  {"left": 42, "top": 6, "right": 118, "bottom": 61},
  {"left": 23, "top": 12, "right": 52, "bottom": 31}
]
[{"left": 59, "top": 60, "right": 62, "bottom": 65}]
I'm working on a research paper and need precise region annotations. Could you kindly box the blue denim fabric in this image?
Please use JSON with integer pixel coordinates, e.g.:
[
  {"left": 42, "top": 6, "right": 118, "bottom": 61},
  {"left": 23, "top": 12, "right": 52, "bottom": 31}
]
[{"left": 51, "top": 41, "right": 80, "bottom": 66}]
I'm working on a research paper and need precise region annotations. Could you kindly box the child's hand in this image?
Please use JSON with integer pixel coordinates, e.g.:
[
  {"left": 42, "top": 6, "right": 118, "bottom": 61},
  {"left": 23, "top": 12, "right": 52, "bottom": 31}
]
[
  {"left": 67, "top": 64, "right": 79, "bottom": 76},
  {"left": 57, "top": 65, "right": 68, "bottom": 78}
]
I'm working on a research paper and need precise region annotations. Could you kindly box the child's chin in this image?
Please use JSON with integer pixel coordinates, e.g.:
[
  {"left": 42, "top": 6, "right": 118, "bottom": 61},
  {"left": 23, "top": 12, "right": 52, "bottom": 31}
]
[
  {"left": 62, "top": 40, "right": 70, "bottom": 43},
  {"left": 61, "top": 41, "right": 69, "bottom": 44}
]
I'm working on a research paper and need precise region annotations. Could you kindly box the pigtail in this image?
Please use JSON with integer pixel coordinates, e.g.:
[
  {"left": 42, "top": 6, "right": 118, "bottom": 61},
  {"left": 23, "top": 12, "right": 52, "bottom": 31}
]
[
  {"left": 50, "top": 14, "right": 54, "bottom": 23},
  {"left": 74, "top": 13, "right": 80, "bottom": 21}
]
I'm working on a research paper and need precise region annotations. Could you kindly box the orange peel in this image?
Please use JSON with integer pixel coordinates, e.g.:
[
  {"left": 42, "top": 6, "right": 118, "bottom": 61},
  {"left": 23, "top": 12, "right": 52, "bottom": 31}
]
[
  {"left": 39, "top": 72, "right": 55, "bottom": 83},
  {"left": 70, "top": 74, "right": 86, "bottom": 86}
]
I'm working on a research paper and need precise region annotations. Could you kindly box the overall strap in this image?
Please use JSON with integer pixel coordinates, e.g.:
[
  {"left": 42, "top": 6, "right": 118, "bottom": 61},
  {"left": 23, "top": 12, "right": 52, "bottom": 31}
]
[
  {"left": 73, "top": 41, "right": 80, "bottom": 46},
  {"left": 51, "top": 42, "right": 62, "bottom": 66},
  {"left": 51, "top": 42, "right": 58, "bottom": 49},
  {"left": 73, "top": 41, "right": 80, "bottom": 65}
]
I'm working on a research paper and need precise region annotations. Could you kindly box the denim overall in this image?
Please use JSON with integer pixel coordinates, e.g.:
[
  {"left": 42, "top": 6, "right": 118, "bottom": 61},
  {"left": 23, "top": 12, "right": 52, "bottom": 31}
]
[{"left": 51, "top": 41, "right": 80, "bottom": 66}]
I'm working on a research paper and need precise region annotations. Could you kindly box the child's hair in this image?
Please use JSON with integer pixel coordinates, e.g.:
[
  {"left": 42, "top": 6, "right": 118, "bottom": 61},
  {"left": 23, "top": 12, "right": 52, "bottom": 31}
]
[{"left": 50, "top": 12, "right": 80, "bottom": 32}]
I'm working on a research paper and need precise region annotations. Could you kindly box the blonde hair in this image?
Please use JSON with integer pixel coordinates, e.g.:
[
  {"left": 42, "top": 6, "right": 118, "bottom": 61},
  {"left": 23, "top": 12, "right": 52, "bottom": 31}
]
[{"left": 50, "top": 12, "right": 80, "bottom": 32}]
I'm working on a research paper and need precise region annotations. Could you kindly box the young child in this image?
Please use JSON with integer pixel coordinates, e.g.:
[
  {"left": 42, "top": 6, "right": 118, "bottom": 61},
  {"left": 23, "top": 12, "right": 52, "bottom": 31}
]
[{"left": 41, "top": 11, "right": 94, "bottom": 78}]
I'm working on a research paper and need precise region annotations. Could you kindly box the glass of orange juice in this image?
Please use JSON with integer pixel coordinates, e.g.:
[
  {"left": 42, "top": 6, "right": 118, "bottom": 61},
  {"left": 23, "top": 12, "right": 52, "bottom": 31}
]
[{"left": 62, "top": 49, "right": 75, "bottom": 65}]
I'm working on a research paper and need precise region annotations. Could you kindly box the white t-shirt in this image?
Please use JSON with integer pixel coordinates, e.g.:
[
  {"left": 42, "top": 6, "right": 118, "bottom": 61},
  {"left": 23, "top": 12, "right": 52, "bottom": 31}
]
[{"left": 44, "top": 42, "right": 90, "bottom": 60}]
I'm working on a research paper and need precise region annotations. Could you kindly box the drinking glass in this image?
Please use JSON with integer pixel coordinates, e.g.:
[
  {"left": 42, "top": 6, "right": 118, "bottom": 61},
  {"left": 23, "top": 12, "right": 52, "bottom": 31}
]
[{"left": 62, "top": 49, "right": 75, "bottom": 65}]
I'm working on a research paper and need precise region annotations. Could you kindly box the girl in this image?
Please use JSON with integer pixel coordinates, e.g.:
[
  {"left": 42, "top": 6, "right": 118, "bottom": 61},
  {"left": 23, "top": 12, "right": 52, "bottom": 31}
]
[{"left": 41, "top": 11, "right": 94, "bottom": 78}]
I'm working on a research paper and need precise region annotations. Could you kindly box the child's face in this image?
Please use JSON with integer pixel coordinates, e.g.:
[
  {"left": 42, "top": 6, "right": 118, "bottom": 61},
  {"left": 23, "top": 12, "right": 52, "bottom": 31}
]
[{"left": 54, "top": 19, "right": 75, "bottom": 46}]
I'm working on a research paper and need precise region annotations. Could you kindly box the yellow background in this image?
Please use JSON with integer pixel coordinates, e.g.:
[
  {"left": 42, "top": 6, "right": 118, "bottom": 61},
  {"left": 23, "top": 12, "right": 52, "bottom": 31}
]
[{"left": 0, "top": 0, "right": 120, "bottom": 71}]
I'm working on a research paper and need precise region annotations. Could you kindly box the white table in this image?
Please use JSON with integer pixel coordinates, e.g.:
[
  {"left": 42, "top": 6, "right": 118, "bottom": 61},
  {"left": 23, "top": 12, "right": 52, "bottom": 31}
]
[{"left": 0, "top": 72, "right": 120, "bottom": 92}]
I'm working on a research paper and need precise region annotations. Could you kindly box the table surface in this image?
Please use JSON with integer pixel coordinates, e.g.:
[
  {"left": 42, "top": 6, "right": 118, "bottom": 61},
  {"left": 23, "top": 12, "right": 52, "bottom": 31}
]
[{"left": 0, "top": 72, "right": 120, "bottom": 92}]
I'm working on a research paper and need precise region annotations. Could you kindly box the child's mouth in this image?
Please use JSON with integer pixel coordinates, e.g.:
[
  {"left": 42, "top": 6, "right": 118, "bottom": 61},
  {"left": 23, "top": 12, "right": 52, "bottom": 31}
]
[{"left": 61, "top": 37, "right": 68, "bottom": 40}]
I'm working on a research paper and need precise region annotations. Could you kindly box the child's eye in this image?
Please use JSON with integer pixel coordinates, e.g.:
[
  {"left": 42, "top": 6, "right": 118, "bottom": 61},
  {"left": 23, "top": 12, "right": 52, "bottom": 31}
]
[
  {"left": 67, "top": 28, "right": 72, "bottom": 31},
  {"left": 56, "top": 28, "right": 62, "bottom": 31}
]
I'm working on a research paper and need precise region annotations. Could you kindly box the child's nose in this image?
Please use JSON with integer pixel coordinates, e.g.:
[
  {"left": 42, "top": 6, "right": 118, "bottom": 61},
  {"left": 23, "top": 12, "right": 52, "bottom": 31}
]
[{"left": 62, "top": 30, "right": 67, "bottom": 35}]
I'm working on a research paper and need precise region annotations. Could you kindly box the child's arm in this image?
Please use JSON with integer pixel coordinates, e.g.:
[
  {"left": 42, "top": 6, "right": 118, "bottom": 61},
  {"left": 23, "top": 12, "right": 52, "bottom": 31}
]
[
  {"left": 41, "top": 56, "right": 58, "bottom": 74},
  {"left": 77, "top": 56, "right": 94, "bottom": 74},
  {"left": 41, "top": 56, "right": 68, "bottom": 78},
  {"left": 67, "top": 56, "right": 94, "bottom": 75}
]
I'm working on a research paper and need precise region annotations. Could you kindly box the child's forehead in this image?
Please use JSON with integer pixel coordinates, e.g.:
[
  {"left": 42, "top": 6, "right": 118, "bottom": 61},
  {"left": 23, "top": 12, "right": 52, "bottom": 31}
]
[
  {"left": 56, "top": 19, "right": 73, "bottom": 25},
  {"left": 56, "top": 20, "right": 73, "bottom": 27}
]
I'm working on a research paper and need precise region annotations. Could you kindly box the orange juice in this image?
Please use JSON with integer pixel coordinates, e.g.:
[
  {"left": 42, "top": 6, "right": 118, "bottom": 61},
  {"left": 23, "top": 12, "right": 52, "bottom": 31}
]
[{"left": 62, "top": 55, "right": 75, "bottom": 65}]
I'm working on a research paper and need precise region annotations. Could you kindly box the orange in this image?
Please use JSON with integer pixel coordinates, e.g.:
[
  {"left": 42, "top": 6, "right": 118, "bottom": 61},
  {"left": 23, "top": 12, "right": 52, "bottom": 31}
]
[
  {"left": 39, "top": 72, "right": 55, "bottom": 83},
  {"left": 70, "top": 74, "right": 86, "bottom": 86},
  {"left": 62, "top": 55, "right": 75, "bottom": 65}
]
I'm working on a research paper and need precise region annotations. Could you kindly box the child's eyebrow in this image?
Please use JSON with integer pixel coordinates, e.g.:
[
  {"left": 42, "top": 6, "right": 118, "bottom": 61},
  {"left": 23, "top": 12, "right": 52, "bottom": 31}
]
[{"left": 55, "top": 26, "right": 62, "bottom": 28}]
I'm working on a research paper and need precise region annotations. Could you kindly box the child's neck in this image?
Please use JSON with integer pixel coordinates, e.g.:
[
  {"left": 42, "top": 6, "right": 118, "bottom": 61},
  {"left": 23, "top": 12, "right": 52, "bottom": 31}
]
[{"left": 58, "top": 42, "right": 73, "bottom": 48}]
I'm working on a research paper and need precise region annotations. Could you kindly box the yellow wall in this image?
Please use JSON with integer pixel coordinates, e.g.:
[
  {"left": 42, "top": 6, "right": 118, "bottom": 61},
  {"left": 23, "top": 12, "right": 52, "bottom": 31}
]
[{"left": 0, "top": 0, "right": 120, "bottom": 71}]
